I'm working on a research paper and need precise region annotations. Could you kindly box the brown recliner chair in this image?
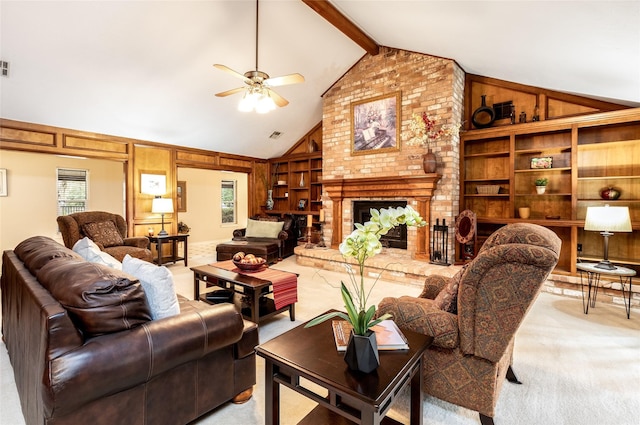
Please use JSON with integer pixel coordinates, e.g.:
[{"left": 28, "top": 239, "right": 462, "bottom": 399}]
[
  {"left": 57, "top": 211, "right": 153, "bottom": 262},
  {"left": 377, "top": 223, "right": 561, "bottom": 425}
]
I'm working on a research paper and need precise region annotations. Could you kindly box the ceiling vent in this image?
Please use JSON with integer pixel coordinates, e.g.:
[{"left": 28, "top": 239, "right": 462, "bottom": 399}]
[{"left": 269, "top": 131, "right": 282, "bottom": 139}]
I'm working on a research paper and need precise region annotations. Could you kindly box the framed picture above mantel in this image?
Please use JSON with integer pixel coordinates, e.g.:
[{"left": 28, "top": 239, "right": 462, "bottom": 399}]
[{"left": 350, "top": 92, "right": 401, "bottom": 156}]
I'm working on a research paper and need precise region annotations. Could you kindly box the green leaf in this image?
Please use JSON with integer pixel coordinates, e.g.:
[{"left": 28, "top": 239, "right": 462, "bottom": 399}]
[{"left": 304, "top": 311, "right": 351, "bottom": 328}]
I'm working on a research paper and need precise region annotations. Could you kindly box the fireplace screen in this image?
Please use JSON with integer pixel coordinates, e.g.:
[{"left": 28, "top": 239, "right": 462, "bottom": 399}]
[{"left": 352, "top": 200, "right": 407, "bottom": 249}]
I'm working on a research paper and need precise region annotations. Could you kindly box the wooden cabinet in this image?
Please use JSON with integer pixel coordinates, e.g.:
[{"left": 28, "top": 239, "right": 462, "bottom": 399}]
[{"left": 459, "top": 108, "right": 640, "bottom": 275}]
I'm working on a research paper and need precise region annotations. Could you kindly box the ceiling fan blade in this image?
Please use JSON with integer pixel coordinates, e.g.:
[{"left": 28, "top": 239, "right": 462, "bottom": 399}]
[
  {"left": 267, "top": 88, "right": 289, "bottom": 107},
  {"left": 213, "top": 64, "right": 252, "bottom": 84},
  {"left": 264, "top": 73, "right": 305, "bottom": 87},
  {"left": 215, "top": 87, "right": 246, "bottom": 97}
]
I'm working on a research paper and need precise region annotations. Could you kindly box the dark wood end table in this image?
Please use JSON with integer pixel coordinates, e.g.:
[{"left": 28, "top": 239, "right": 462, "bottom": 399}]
[
  {"left": 256, "top": 311, "right": 432, "bottom": 425},
  {"left": 148, "top": 234, "right": 188, "bottom": 266},
  {"left": 191, "top": 264, "right": 296, "bottom": 324}
]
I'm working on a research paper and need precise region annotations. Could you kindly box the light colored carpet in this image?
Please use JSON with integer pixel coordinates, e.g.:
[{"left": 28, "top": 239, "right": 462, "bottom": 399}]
[{"left": 2, "top": 254, "right": 639, "bottom": 425}]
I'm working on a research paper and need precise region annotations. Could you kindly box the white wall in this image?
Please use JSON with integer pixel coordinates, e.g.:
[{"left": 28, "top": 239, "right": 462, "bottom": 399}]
[
  {"left": 176, "top": 168, "right": 248, "bottom": 244},
  {"left": 0, "top": 150, "right": 125, "bottom": 252}
]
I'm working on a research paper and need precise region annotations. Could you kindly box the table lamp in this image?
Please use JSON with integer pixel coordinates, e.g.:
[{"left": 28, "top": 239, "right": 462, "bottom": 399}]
[
  {"left": 152, "top": 197, "right": 174, "bottom": 237},
  {"left": 584, "top": 205, "right": 632, "bottom": 270}
]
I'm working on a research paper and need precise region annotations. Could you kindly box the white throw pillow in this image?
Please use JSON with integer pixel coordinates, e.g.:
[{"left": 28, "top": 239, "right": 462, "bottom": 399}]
[
  {"left": 122, "top": 255, "right": 180, "bottom": 320},
  {"left": 245, "top": 219, "right": 284, "bottom": 238},
  {"left": 73, "top": 237, "right": 122, "bottom": 270}
]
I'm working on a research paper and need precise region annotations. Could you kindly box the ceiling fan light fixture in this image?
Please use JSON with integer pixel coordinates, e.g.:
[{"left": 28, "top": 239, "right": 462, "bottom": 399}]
[
  {"left": 214, "top": 0, "right": 303, "bottom": 112},
  {"left": 238, "top": 88, "right": 260, "bottom": 112},
  {"left": 256, "top": 91, "right": 276, "bottom": 114}
]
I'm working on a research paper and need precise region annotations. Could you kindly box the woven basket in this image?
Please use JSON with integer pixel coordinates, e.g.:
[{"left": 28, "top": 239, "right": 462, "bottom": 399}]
[{"left": 477, "top": 185, "right": 501, "bottom": 194}]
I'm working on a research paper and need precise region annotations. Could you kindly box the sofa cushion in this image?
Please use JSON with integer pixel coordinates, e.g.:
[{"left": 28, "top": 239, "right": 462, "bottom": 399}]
[
  {"left": 73, "top": 237, "right": 122, "bottom": 270},
  {"left": 433, "top": 266, "right": 466, "bottom": 314},
  {"left": 82, "top": 220, "right": 124, "bottom": 248},
  {"left": 245, "top": 219, "right": 284, "bottom": 238},
  {"left": 122, "top": 255, "right": 180, "bottom": 320},
  {"left": 15, "top": 236, "right": 83, "bottom": 276},
  {"left": 36, "top": 259, "right": 151, "bottom": 337}
]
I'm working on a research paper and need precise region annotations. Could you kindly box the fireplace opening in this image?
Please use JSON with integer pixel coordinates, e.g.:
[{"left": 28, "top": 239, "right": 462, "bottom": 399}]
[{"left": 352, "top": 200, "right": 407, "bottom": 249}]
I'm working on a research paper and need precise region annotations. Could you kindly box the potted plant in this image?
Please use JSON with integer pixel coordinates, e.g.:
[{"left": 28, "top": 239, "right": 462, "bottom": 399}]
[
  {"left": 304, "top": 206, "right": 426, "bottom": 373},
  {"left": 535, "top": 177, "right": 548, "bottom": 194}
]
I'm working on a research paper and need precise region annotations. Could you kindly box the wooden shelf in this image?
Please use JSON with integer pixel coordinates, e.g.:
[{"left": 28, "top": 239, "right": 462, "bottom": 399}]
[
  {"left": 514, "top": 167, "right": 571, "bottom": 173},
  {"left": 460, "top": 108, "right": 640, "bottom": 275}
]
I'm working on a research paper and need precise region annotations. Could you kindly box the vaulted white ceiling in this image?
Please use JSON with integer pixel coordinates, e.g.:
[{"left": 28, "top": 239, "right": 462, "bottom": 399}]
[{"left": 1, "top": 1, "right": 639, "bottom": 160}]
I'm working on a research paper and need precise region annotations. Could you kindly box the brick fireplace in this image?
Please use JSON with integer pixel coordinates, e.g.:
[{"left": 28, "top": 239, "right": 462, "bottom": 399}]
[
  {"left": 323, "top": 175, "right": 440, "bottom": 260},
  {"left": 319, "top": 47, "right": 465, "bottom": 261}
]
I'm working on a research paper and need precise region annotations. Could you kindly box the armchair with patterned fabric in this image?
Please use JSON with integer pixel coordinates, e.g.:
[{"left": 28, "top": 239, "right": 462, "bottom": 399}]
[
  {"left": 377, "top": 223, "right": 561, "bottom": 425},
  {"left": 57, "top": 211, "right": 153, "bottom": 262}
]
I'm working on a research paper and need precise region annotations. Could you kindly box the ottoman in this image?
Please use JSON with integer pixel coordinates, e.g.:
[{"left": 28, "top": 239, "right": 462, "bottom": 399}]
[{"left": 216, "top": 240, "right": 280, "bottom": 264}]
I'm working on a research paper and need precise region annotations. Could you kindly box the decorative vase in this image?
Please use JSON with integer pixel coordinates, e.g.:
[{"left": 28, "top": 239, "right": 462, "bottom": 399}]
[
  {"left": 518, "top": 207, "right": 531, "bottom": 219},
  {"left": 266, "top": 189, "right": 274, "bottom": 210},
  {"left": 299, "top": 173, "right": 305, "bottom": 187},
  {"left": 422, "top": 148, "right": 437, "bottom": 174},
  {"left": 536, "top": 186, "right": 546, "bottom": 195},
  {"left": 344, "top": 330, "right": 379, "bottom": 373}
]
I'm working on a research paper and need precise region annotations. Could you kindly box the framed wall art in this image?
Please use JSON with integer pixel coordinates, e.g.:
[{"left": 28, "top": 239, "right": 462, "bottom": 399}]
[
  {"left": 531, "top": 157, "right": 553, "bottom": 169},
  {"left": 177, "top": 181, "right": 187, "bottom": 212},
  {"left": 140, "top": 171, "right": 167, "bottom": 196},
  {"left": 0, "top": 169, "right": 7, "bottom": 196},
  {"left": 351, "top": 92, "right": 401, "bottom": 156}
]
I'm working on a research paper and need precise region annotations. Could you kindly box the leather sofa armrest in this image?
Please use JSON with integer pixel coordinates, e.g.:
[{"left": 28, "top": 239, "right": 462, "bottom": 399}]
[
  {"left": 233, "top": 228, "right": 247, "bottom": 238},
  {"left": 236, "top": 320, "right": 259, "bottom": 359},
  {"left": 123, "top": 236, "right": 149, "bottom": 249},
  {"left": 277, "top": 230, "right": 289, "bottom": 240},
  {"left": 45, "top": 304, "right": 244, "bottom": 415}
]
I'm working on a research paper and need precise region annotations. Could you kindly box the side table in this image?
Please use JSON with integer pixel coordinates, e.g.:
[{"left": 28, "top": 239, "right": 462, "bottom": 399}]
[
  {"left": 256, "top": 310, "right": 432, "bottom": 425},
  {"left": 148, "top": 234, "right": 189, "bottom": 266},
  {"left": 577, "top": 262, "right": 635, "bottom": 319}
]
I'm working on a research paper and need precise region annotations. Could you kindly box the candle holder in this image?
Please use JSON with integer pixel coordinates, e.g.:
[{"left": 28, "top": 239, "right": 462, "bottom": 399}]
[{"left": 304, "top": 226, "right": 314, "bottom": 249}]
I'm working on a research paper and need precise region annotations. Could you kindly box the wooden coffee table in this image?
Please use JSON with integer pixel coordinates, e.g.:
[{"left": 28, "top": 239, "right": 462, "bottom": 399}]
[
  {"left": 191, "top": 264, "right": 296, "bottom": 324},
  {"left": 256, "top": 311, "right": 433, "bottom": 425}
]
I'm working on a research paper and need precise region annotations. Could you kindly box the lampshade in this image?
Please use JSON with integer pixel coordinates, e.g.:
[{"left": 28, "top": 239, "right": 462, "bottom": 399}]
[
  {"left": 584, "top": 205, "right": 632, "bottom": 233},
  {"left": 152, "top": 198, "right": 174, "bottom": 214}
]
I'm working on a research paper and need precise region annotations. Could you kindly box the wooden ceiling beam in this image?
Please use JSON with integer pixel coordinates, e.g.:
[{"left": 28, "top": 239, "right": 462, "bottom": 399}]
[{"left": 301, "top": 0, "right": 379, "bottom": 56}]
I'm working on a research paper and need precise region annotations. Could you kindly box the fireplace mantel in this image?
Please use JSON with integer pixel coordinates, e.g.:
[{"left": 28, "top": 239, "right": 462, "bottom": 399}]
[{"left": 323, "top": 174, "right": 441, "bottom": 260}]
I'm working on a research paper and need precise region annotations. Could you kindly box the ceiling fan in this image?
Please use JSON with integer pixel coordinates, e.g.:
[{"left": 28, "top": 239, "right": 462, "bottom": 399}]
[{"left": 214, "top": 0, "right": 304, "bottom": 113}]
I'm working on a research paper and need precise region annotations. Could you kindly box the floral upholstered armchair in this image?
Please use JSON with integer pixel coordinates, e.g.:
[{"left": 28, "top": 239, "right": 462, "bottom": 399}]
[
  {"left": 57, "top": 211, "right": 153, "bottom": 262},
  {"left": 377, "top": 223, "right": 561, "bottom": 425}
]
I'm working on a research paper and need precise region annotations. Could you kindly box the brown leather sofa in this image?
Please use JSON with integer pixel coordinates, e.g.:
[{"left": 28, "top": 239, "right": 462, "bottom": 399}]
[
  {"left": 1, "top": 236, "right": 258, "bottom": 425},
  {"left": 57, "top": 211, "right": 153, "bottom": 262}
]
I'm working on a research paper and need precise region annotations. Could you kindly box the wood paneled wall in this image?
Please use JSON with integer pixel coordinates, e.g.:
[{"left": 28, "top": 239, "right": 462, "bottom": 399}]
[{"left": 0, "top": 118, "right": 266, "bottom": 236}]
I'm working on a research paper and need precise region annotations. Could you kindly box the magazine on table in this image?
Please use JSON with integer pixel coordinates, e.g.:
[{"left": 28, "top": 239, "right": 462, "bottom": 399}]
[{"left": 332, "top": 319, "right": 409, "bottom": 351}]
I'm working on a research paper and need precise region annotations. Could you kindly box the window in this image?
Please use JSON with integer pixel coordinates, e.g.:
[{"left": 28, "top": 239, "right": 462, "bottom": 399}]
[
  {"left": 57, "top": 168, "right": 88, "bottom": 216},
  {"left": 221, "top": 180, "right": 236, "bottom": 224}
]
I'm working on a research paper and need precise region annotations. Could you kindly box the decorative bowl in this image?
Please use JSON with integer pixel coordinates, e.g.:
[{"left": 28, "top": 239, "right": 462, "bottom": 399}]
[
  {"left": 600, "top": 187, "right": 621, "bottom": 200},
  {"left": 233, "top": 258, "right": 267, "bottom": 271}
]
